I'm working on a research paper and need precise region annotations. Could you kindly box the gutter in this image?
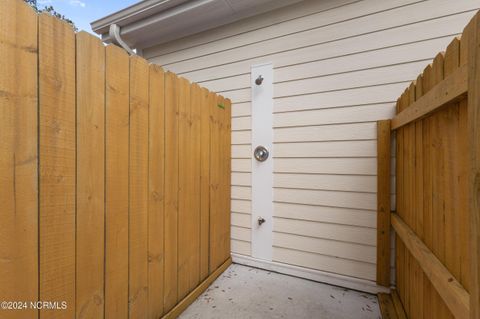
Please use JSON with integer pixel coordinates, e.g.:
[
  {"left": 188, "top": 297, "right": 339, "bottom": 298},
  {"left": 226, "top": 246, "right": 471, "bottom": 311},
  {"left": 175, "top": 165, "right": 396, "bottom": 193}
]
[{"left": 109, "top": 24, "right": 135, "bottom": 55}]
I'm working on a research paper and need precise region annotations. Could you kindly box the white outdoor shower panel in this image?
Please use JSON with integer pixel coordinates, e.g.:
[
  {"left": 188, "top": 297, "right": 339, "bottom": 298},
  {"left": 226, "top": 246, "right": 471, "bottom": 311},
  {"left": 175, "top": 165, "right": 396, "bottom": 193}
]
[{"left": 251, "top": 63, "right": 273, "bottom": 261}]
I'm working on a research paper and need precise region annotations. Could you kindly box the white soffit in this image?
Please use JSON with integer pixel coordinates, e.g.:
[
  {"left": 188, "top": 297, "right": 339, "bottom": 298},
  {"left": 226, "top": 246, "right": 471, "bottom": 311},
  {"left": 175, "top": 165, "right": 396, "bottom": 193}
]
[{"left": 91, "top": 0, "right": 305, "bottom": 49}]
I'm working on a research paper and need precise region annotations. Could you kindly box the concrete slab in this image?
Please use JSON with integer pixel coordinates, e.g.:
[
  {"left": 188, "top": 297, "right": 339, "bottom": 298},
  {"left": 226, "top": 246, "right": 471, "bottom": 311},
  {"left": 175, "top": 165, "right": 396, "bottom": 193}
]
[{"left": 179, "top": 263, "right": 381, "bottom": 319}]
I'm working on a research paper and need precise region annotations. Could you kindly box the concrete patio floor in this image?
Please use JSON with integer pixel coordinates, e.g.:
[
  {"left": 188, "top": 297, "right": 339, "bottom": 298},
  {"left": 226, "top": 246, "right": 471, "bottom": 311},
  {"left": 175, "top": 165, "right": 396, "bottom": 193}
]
[{"left": 179, "top": 263, "right": 381, "bottom": 319}]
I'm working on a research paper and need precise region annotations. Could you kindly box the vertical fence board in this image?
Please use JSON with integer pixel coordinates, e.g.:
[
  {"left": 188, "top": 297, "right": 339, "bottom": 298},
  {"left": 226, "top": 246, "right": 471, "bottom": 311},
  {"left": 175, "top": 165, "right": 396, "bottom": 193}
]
[
  {"left": 444, "top": 37, "right": 462, "bottom": 291},
  {"left": 128, "top": 56, "right": 149, "bottom": 319},
  {"left": 178, "top": 78, "right": 192, "bottom": 300},
  {"left": 400, "top": 90, "right": 411, "bottom": 316},
  {"left": 199, "top": 88, "right": 211, "bottom": 280},
  {"left": 377, "top": 120, "right": 391, "bottom": 287},
  {"left": 413, "top": 74, "right": 424, "bottom": 319},
  {"left": 395, "top": 97, "right": 405, "bottom": 308},
  {"left": 221, "top": 97, "right": 232, "bottom": 264},
  {"left": 105, "top": 44, "right": 129, "bottom": 319},
  {"left": 164, "top": 72, "right": 179, "bottom": 312},
  {"left": 148, "top": 64, "right": 165, "bottom": 319},
  {"left": 467, "top": 13, "right": 480, "bottom": 319},
  {"left": 209, "top": 92, "right": 221, "bottom": 272},
  {"left": 459, "top": 26, "right": 471, "bottom": 293},
  {"left": 0, "top": 1, "right": 38, "bottom": 318},
  {"left": 76, "top": 31, "right": 106, "bottom": 319},
  {"left": 224, "top": 98, "right": 232, "bottom": 263},
  {"left": 420, "top": 63, "right": 434, "bottom": 319},
  {"left": 190, "top": 83, "right": 202, "bottom": 290},
  {"left": 432, "top": 52, "right": 453, "bottom": 319},
  {"left": 409, "top": 84, "right": 418, "bottom": 319},
  {"left": 38, "top": 13, "right": 76, "bottom": 319}
]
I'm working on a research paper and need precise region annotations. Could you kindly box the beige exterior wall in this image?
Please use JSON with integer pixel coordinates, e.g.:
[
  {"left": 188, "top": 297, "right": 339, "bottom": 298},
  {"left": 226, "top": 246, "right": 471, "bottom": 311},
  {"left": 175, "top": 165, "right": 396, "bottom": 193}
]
[{"left": 143, "top": 0, "right": 479, "bottom": 283}]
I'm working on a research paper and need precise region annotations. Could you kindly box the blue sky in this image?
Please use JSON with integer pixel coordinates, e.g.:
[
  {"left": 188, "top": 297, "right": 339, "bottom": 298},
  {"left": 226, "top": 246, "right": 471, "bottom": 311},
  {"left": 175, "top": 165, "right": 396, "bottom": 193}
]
[{"left": 36, "top": 0, "right": 140, "bottom": 33}]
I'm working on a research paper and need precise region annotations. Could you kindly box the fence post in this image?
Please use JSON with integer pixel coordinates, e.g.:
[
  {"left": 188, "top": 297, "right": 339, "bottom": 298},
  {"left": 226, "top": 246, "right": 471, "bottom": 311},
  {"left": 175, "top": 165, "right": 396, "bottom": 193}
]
[
  {"left": 467, "top": 13, "right": 480, "bottom": 319},
  {"left": 377, "top": 119, "right": 391, "bottom": 287}
]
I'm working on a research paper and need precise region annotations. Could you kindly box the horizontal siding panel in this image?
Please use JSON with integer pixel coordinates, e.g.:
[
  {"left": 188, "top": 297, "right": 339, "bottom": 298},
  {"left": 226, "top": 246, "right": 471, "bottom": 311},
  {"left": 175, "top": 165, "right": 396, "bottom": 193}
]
[
  {"left": 232, "top": 172, "right": 251, "bottom": 186},
  {"left": 274, "top": 173, "right": 376, "bottom": 193},
  {"left": 232, "top": 102, "right": 251, "bottom": 117},
  {"left": 274, "top": 140, "right": 376, "bottom": 158},
  {"left": 275, "top": 173, "right": 395, "bottom": 193},
  {"left": 231, "top": 212, "right": 251, "bottom": 228},
  {"left": 232, "top": 145, "right": 250, "bottom": 159},
  {"left": 231, "top": 199, "right": 251, "bottom": 214},
  {"left": 274, "top": 188, "right": 376, "bottom": 210},
  {"left": 274, "top": 35, "right": 453, "bottom": 82},
  {"left": 201, "top": 74, "right": 250, "bottom": 92},
  {"left": 273, "top": 217, "right": 376, "bottom": 246},
  {"left": 161, "top": 3, "right": 477, "bottom": 73},
  {"left": 274, "top": 85, "right": 402, "bottom": 113},
  {"left": 222, "top": 88, "right": 250, "bottom": 104},
  {"left": 232, "top": 116, "right": 251, "bottom": 130},
  {"left": 231, "top": 226, "right": 251, "bottom": 242},
  {"left": 273, "top": 247, "right": 376, "bottom": 281},
  {"left": 231, "top": 239, "right": 251, "bottom": 256},
  {"left": 274, "top": 60, "right": 427, "bottom": 98},
  {"left": 170, "top": 12, "right": 471, "bottom": 83},
  {"left": 274, "top": 103, "right": 396, "bottom": 127},
  {"left": 273, "top": 122, "right": 377, "bottom": 142},
  {"left": 273, "top": 232, "right": 376, "bottom": 264},
  {"left": 274, "top": 202, "right": 376, "bottom": 228},
  {"left": 232, "top": 186, "right": 251, "bottom": 200},
  {"left": 232, "top": 130, "right": 251, "bottom": 145},
  {"left": 144, "top": 0, "right": 357, "bottom": 58},
  {"left": 152, "top": 0, "right": 413, "bottom": 64},
  {"left": 274, "top": 158, "right": 376, "bottom": 175},
  {"left": 232, "top": 159, "right": 251, "bottom": 172}
]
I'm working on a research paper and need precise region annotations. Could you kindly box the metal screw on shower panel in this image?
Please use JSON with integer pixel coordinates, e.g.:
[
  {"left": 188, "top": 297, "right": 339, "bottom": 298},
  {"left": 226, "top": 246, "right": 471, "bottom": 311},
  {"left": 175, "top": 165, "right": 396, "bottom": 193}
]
[
  {"left": 255, "top": 75, "right": 264, "bottom": 85},
  {"left": 258, "top": 217, "right": 266, "bottom": 226}
]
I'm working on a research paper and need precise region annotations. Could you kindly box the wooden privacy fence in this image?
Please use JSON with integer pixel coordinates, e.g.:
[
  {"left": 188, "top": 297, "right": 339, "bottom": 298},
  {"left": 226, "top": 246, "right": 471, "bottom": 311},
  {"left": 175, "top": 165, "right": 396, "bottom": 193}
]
[
  {"left": 376, "top": 9, "right": 480, "bottom": 319},
  {"left": 0, "top": 1, "right": 232, "bottom": 318}
]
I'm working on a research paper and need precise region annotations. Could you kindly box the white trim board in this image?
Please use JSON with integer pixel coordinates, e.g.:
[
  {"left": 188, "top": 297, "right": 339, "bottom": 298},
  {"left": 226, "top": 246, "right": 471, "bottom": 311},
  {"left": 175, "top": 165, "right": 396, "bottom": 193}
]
[{"left": 231, "top": 253, "right": 391, "bottom": 295}]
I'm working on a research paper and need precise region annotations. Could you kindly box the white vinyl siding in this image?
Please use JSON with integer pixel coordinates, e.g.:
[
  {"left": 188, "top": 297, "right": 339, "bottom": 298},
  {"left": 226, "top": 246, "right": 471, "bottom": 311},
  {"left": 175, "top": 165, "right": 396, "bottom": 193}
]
[{"left": 144, "top": 0, "right": 479, "bottom": 282}]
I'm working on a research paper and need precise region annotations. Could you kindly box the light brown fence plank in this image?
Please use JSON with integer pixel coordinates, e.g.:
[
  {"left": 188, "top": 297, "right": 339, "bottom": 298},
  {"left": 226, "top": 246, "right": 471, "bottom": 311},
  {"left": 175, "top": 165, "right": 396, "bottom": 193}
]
[
  {"left": 431, "top": 53, "right": 453, "bottom": 319},
  {"left": 392, "top": 213, "right": 469, "bottom": 319},
  {"left": 38, "top": 13, "right": 76, "bottom": 319},
  {"left": 444, "top": 37, "right": 462, "bottom": 295},
  {"left": 209, "top": 92, "right": 222, "bottom": 272},
  {"left": 164, "top": 72, "right": 179, "bottom": 312},
  {"left": 178, "top": 77, "right": 193, "bottom": 300},
  {"left": 419, "top": 62, "right": 435, "bottom": 319},
  {"left": 199, "top": 87, "right": 211, "bottom": 280},
  {"left": 398, "top": 90, "right": 410, "bottom": 312},
  {"left": 129, "top": 56, "right": 149, "bottom": 319},
  {"left": 395, "top": 96, "right": 405, "bottom": 309},
  {"left": 467, "top": 13, "right": 480, "bottom": 319},
  {"left": 148, "top": 64, "right": 166, "bottom": 319},
  {"left": 413, "top": 74, "right": 425, "bottom": 319},
  {"left": 459, "top": 25, "right": 471, "bottom": 294},
  {"left": 0, "top": 1, "right": 38, "bottom": 318},
  {"left": 223, "top": 98, "right": 232, "bottom": 264},
  {"left": 190, "top": 83, "right": 202, "bottom": 290},
  {"left": 76, "top": 31, "right": 106, "bottom": 319},
  {"left": 376, "top": 120, "right": 391, "bottom": 287},
  {"left": 105, "top": 44, "right": 129, "bottom": 319}
]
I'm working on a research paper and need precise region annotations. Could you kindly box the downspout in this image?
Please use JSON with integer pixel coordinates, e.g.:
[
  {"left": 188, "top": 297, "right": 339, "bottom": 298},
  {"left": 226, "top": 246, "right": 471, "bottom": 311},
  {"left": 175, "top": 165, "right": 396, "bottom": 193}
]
[{"left": 109, "top": 24, "right": 136, "bottom": 55}]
